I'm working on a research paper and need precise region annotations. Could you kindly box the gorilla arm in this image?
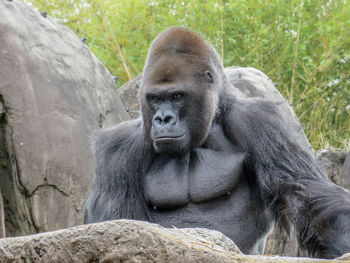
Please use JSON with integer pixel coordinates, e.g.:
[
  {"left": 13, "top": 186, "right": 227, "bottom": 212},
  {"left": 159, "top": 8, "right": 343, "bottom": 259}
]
[
  {"left": 222, "top": 95, "right": 350, "bottom": 259},
  {"left": 83, "top": 119, "right": 151, "bottom": 223}
]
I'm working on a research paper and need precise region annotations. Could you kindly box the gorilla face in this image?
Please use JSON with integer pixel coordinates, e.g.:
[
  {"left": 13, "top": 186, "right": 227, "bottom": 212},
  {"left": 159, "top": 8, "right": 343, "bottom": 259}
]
[{"left": 140, "top": 55, "right": 218, "bottom": 157}]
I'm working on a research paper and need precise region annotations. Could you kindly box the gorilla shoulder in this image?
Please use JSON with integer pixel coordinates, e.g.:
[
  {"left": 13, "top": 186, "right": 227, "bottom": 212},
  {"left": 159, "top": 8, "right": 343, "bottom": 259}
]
[{"left": 93, "top": 118, "right": 147, "bottom": 165}]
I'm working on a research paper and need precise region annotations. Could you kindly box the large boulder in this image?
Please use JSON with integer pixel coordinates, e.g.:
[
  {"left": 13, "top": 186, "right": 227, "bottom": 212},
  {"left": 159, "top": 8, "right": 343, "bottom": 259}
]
[
  {"left": 0, "top": 219, "right": 348, "bottom": 262},
  {"left": 0, "top": 0, "right": 129, "bottom": 236}
]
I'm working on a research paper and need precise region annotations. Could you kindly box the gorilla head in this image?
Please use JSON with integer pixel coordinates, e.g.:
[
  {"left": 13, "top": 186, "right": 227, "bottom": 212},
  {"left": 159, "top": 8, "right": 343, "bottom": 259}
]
[{"left": 139, "top": 27, "right": 226, "bottom": 157}]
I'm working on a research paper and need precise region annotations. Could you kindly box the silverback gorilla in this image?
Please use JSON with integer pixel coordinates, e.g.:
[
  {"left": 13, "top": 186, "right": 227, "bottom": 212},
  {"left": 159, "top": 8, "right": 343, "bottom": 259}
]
[{"left": 84, "top": 27, "right": 350, "bottom": 258}]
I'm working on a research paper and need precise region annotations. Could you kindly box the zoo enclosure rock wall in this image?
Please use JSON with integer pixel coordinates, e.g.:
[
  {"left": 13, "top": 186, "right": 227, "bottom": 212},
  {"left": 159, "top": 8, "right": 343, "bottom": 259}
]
[{"left": 0, "top": 0, "right": 129, "bottom": 236}]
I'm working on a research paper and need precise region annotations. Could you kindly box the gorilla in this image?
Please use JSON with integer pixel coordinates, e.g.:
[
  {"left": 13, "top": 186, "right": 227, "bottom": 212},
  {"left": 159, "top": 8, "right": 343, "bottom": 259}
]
[{"left": 84, "top": 27, "right": 350, "bottom": 258}]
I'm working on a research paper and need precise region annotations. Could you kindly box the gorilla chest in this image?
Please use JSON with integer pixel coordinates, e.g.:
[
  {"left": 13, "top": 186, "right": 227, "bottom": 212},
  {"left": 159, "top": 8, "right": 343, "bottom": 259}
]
[
  {"left": 147, "top": 178, "right": 273, "bottom": 255},
  {"left": 143, "top": 149, "right": 246, "bottom": 208}
]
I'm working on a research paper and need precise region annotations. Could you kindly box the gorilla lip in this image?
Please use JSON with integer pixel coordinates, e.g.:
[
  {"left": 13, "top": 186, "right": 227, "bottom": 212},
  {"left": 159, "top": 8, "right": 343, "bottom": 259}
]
[{"left": 154, "top": 134, "right": 185, "bottom": 141}]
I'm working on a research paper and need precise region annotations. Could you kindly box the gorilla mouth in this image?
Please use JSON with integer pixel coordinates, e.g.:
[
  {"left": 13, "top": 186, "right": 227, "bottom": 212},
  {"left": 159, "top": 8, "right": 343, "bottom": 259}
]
[
  {"left": 153, "top": 133, "right": 188, "bottom": 156},
  {"left": 154, "top": 134, "right": 185, "bottom": 142}
]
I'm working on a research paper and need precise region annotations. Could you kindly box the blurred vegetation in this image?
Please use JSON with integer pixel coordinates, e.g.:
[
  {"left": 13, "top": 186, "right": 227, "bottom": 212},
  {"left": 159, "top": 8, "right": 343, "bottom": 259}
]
[{"left": 24, "top": 0, "right": 349, "bottom": 150}]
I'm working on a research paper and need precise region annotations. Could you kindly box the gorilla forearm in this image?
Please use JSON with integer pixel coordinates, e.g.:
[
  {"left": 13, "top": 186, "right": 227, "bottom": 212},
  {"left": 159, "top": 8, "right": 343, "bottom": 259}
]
[
  {"left": 223, "top": 95, "right": 350, "bottom": 258},
  {"left": 295, "top": 180, "right": 350, "bottom": 258}
]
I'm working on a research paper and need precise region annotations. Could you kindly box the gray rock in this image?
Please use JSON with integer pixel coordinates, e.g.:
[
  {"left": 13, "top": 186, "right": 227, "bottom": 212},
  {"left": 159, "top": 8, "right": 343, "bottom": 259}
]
[
  {"left": 0, "top": 219, "right": 345, "bottom": 263},
  {"left": 342, "top": 152, "right": 350, "bottom": 186},
  {"left": 0, "top": 0, "right": 129, "bottom": 236},
  {"left": 226, "top": 66, "right": 285, "bottom": 99},
  {"left": 316, "top": 149, "right": 348, "bottom": 184},
  {"left": 117, "top": 75, "right": 142, "bottom": 119}
]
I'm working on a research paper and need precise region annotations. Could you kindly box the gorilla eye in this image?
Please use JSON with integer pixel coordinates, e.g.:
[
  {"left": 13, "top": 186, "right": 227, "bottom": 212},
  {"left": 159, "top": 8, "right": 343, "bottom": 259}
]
[
  {"left": 172, "top": 93, "right": 183, "bottom": 100},
  {"left": 205, "top": 71, "right": 214, "bottom": 83},
  {"left": 148, "top": 95, "right": 161, "bottom": 102}
]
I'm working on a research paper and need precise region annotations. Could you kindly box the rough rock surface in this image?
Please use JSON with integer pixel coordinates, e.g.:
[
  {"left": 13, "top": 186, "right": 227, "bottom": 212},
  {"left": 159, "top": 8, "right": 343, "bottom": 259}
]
[
  {"left": 316, "top": 149, "right": 349, "bottom": 187},
  {"left": 342, "top": 152, "right": 350, "bottom": 185},
  {"left": 117, "top": 75, "right": 142, "bottom": 119},
  {"left": 0, "top": 0, "right": 129, "bottom": 236},
  {"left": 0, "top": 219, "right": 348, "bottom": 263}
]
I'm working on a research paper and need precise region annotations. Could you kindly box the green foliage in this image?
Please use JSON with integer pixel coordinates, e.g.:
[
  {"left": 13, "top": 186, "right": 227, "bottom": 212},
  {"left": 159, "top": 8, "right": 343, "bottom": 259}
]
[{"left": 24, "top": 0, "right": 349, "bottom": 149}]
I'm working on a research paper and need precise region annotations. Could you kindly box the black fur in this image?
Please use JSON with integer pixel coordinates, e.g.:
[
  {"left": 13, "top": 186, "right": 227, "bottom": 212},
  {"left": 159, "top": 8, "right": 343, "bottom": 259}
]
[
  {"left": 223, "top": 95, "right": 350, "bottom": 258},
  {"left": 84, "top": 27, "right": 350, "bottom": 258}
]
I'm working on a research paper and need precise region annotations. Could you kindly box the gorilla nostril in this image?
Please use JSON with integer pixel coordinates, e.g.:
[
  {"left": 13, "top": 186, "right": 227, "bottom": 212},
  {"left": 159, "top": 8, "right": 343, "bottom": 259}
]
[
  {"left": 155, "top": 116, "right": 162, "bottom": 124},
  {"left": 164, "top": 116, "right": 173, "bottom": 124},
  {"left": 153, "top": 111, "right": 176, "bottom": 126}
]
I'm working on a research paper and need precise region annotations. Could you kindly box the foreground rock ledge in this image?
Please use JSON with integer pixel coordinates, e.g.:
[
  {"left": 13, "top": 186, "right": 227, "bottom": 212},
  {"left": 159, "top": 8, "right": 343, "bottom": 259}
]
[{"left": 0, "top": 220, "right": 348, "bottom": 263}]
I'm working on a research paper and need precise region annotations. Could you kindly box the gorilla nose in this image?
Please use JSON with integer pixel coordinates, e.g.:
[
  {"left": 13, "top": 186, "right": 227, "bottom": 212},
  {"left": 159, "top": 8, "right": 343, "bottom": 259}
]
[{"left": 153, "top": 111, "right": 177, "bottom": 126}]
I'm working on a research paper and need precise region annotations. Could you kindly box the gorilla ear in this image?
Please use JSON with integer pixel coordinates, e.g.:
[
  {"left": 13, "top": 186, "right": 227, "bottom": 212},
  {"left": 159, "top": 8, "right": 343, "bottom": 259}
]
[{"left": 205, "top": 71, "right": 214, "bottom": 83}]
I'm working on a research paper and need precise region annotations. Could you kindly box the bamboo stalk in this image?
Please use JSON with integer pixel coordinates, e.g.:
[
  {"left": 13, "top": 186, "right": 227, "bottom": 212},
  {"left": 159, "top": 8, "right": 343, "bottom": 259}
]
[
  {"left": 107, "top": 22, "right": 133, "bottom": 81},
  {"left": 290, "top": 1, "right": 303, "bottom": 103},
  {"left": 220, "top": 0, "right": 224, "bottom": 62}
]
